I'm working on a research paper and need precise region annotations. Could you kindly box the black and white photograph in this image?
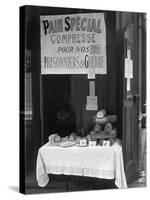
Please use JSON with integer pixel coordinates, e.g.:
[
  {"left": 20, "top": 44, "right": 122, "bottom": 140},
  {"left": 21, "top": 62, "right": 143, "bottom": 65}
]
[{"left": 19, "top": 5, "right": 147, "bottom": 195}]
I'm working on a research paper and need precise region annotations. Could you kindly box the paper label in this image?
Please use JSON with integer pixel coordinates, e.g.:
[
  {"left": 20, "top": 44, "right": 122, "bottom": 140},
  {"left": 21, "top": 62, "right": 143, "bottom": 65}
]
[
  {"left": 89, "top": 81, "right": 95, "bottom": 96},
  {"left": 127, "top": 78, "right": 131, "bottom": 91},
  {"left": 80, "top": 139, "right": 87, "bottom": 146},
  {"left": 103, "top": 140, "right": 110, "bottom": 147},
  {"left": 125, "top": 59, "right": 133, "bottom": 79},
  {"left": 88, "top": 71, "right": 95, "bottom": 79},
  {"left": 86, "top": 104, "right": 98, "bottom": 111},
  {"left": 87, "top": 96, "right": 97, "bottom": 105},
  {"left": 89, "top": 141, "right": 97, "bottom": 147},
  {"left": 125, "top": 49, "right": 133, "bottom": 79},
  {"left": 127, "top": 49, "right": 131, "bottom": 58}
]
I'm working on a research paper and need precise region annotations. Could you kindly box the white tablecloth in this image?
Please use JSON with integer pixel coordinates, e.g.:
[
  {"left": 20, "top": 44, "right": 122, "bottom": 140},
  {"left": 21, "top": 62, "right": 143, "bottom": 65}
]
[{"left": 36, "top": 139, "right": 127, "bottom": 189}]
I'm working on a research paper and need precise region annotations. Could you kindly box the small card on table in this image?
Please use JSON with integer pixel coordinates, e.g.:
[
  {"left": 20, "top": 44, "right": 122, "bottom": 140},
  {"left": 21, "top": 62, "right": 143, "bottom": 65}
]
[
  {"left": 80, "top": 139, "right": 87, "bottom": 146},
  {"left": 89, "top": 141, "right": 97, "bottom": 147}
]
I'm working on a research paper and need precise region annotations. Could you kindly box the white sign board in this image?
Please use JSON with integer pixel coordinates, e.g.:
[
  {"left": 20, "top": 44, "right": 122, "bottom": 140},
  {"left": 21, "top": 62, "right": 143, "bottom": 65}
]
[{"left": 40, "top": 13, "right": 107, "bottom": 74}]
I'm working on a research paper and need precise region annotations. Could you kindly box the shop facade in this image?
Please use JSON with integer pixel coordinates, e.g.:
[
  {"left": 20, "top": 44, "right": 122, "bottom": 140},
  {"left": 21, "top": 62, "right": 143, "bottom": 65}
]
[{"left": 20, "top": 6, "right": 146, "bottom": 193}]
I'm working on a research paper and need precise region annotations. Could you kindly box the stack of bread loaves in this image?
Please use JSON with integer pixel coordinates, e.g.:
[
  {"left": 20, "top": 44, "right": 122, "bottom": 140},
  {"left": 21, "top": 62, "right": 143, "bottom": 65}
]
[{"left": 90, "top": 109, "right": 117, "bottom": 146}]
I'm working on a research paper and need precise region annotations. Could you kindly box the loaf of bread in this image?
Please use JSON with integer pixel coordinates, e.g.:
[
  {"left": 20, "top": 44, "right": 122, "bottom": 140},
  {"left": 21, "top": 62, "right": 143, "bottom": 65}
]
[
  {"left": 104, "top": 122, "right": 113, "bottom": 133},
  {"left": 96, "top": 109, "right": 106, "bottom": 119},
  {"left": 54, "top": 135, "right": 61, "bottom": 143},
  {"left": 76, "top": 136, "right": 81, "bottom": 144},
  {"left": 48, "top": 133, "right": 61, "bottom": 146},
  {"left": 86, "top": 134, "right": 92, "bottom": 141},
  {"left": 110, "top": 130, "right": 117, "bottom": 138},
  {"left": 93, "top": 124, "right": 101, "bottom": 133},
  {"left": 68, "top": 132, "right": 77, "bottom": 141}
]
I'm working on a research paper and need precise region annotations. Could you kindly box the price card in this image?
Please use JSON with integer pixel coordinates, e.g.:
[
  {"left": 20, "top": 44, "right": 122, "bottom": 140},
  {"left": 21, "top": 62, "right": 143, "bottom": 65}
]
[
  {"left": 80, "top": 139, "right": 87, "bottom": 146},
  {"left": 103, "top": 140, "right": 110, "bottom": 147},
  {"left": 89, "top": 141, "right": 96, "bottom": 147}
]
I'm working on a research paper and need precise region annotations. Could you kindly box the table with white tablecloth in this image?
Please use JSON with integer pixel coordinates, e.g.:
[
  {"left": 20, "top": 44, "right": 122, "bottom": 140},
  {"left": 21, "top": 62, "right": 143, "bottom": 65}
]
[{"left": 36, "top": 139, "right": 127, "bottom": 189}]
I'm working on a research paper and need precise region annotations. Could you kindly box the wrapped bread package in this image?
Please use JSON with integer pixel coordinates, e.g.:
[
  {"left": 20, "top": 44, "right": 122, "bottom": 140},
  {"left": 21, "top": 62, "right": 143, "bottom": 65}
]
[{"left": 93, "top": 124, "right": 101, "bottom": 133}]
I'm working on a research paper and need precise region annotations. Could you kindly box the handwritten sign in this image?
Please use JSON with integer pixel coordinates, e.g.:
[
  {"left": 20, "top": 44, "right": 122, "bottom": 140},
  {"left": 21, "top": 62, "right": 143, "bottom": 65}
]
[{"left": 40, "top": 13, "right": 107, "bottom": 75}]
